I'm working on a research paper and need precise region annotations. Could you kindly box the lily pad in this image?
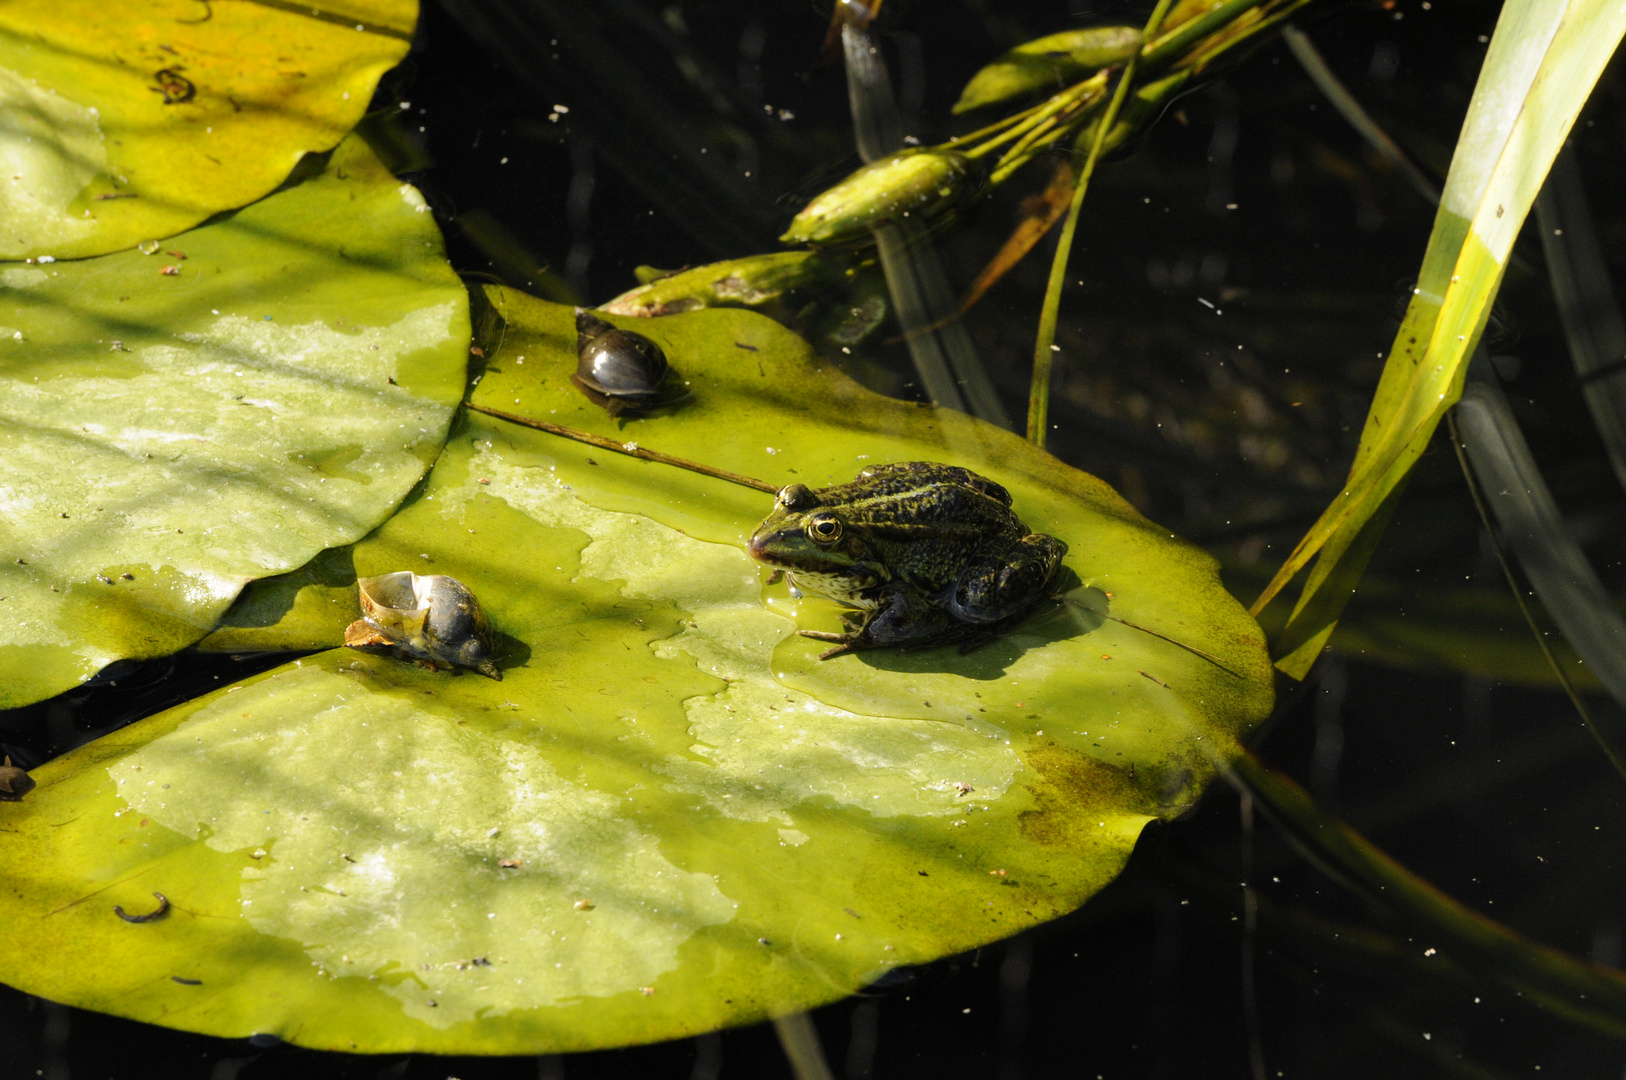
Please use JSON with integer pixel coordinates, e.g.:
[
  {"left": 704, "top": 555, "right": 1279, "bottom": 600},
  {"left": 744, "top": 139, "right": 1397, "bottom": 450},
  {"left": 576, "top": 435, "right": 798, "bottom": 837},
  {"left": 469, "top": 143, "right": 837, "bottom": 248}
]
[
  {"left": 0, "top": 135, "right": 469, "bottom": 708},
  {"left": 0, "top": 0, "right": 414, "bottom": 260},
  {"left": 0, "top": 290, "right": 1271, "bottom": 1053}
]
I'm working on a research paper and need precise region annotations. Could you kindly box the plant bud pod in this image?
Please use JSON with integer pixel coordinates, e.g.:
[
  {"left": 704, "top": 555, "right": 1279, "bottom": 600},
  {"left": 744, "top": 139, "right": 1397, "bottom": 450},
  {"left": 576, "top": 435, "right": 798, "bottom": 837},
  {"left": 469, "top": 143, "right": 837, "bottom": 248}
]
[
  {"left": 601, "top": 251, "right": 845, "bottom": 318},
  {"left": 953, "top": 26, "right": 1143, "bottom": 114},
  {"left": 781, "top": 149, "right": 974, "bottom": 247}
]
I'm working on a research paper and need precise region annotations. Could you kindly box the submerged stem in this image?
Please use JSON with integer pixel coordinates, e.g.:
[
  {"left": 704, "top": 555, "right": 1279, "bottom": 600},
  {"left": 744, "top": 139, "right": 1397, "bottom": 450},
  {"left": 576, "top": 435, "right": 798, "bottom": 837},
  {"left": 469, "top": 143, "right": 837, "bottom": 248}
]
[
  {"left": 1283, "top": 25, "right": 1438, "bottom": 204},
  {"left": 464, "top": 403, "right": 780, "bottom": 494},
  {"left": 1448, "top": 404, "right": 1626, "bottom": 784},
  {"left": 964, "top": 72, "right": 1107, "bottom": 166},
  {"left": 1141, "top": 0, "right": 1267, "bottom": 67},
  {"left": 1230, "top": 753, "right": 1626, "bottom": 1039},
  {"left": 988, "top": 72, "right": 1111, "bottom": 185},
  {"left": 773, "top": 1013, "right": 838, "bottom": 1080},
  {"left": 1028, "top": 0, "right": 1178, "bottom": 446}
]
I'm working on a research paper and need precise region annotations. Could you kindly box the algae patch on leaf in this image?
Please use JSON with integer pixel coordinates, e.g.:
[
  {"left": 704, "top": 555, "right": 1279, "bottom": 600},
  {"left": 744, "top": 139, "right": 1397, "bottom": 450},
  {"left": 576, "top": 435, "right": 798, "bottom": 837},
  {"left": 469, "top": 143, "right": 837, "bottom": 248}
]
[{"left": 109, "top": 664, "right": 736, "bottom": 1027}]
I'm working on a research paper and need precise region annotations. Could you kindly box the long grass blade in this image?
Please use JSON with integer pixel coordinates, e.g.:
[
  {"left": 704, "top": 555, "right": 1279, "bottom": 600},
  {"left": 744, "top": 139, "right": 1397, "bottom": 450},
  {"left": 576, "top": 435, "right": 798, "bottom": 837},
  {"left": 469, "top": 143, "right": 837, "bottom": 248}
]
[
  {"left": 841, "top": 23, "right": 903, "bottom": 162},
  {"left": 1446, "top": 406, "right": 1616, "bottom": 779},
  {"left": 1452, "top": 374, "right": 1626, "bottom": 779},
  {"left": 1255, "top": 0, "right": 1626, "bottom": 679},
  {"left": 1028, "top": 0, "right": 1180, "bottom": 447},
  {"left": 1534, "top": 145, "right": 1626, "bottom": 495}
]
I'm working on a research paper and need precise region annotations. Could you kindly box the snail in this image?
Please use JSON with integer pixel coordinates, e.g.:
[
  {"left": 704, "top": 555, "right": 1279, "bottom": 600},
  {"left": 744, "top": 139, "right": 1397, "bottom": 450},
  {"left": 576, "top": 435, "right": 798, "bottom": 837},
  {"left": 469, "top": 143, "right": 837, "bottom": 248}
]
[
  {"left": 572, "top": 308, "right": 673, "bottom": 416},
  {"left": 0, "top": 755, "right": 35, "bottom": 801},
  {"left": 344, "top": 572, "right": 501, "bottom": 679}
]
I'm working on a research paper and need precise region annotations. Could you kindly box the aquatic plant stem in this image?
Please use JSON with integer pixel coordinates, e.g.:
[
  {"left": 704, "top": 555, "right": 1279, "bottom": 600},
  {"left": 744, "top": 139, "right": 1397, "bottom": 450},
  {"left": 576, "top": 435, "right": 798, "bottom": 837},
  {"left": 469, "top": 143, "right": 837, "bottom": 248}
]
[
  {"left": 1027, "top": 0, "right": 1177, "bottom": 446},
  {"left": 773, "top": 1012, "right": 838, "bottom": 1080},
  {"left": 843, "top": 22, "right": 1011, "bottom": 428},
  {"left": 958, "top": 83, "right": 1092, "bottom": 162},
  {"left": 974, "top": 73, "right": 1111, "bottom": 180},
  {"left": 464, "top": 403, "right": 780, "bottom": 494},
  {"left": 1141, "top": 0, "right": 1267, "bottom": 67},
  {"left": 1447, "top": 411, "right": 1602, "bottom": 739},
  {"left": 987, "top": 74, "right": 1111, "bottom": 186},
  {"left": 1449, "top": 390, "right": 1626, "bottom": 783},
  {"left": 1282, "top": 25, "right": 1439, "bottom": 204},
  {"left": 1229, "top": 753, "right": 1626, "bottom": 1038}
]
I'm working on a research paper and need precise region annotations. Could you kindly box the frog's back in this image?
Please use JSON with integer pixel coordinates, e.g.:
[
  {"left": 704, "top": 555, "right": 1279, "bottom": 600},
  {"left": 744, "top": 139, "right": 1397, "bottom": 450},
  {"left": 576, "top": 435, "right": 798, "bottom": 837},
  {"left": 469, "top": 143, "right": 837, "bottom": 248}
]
[
  {"left": 837, "top": 467, "right": 1030, "bottom": 594},
  {"left": 851, "top": 461, "right": 1013, "bottom": 507}
]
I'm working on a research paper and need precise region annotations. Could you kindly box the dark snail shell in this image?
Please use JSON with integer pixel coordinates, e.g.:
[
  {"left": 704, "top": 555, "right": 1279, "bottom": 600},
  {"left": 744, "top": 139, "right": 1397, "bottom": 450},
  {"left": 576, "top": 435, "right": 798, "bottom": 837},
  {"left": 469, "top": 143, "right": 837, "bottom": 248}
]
[
  {"left": 0, "top": 756, "right": 35, "bottom": 801},
  {"left": 344, "top": 572, "right": 500, "bottom": 679},
  {"left": 573, "top": 308, "right": 671, "bottom": 416}
]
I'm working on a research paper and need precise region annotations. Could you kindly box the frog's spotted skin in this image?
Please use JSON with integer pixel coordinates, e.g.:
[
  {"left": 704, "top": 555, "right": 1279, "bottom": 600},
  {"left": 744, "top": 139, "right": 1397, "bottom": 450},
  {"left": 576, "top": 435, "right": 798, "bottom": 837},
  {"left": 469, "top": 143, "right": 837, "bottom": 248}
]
[{"left": 746, "top": 461, "right": 1067, "bottom": 657}]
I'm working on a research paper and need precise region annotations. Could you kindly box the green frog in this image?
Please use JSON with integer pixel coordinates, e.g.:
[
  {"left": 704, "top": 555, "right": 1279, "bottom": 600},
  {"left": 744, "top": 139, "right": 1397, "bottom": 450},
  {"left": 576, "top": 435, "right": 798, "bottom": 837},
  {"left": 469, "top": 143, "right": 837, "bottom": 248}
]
[{"left": 747, "top": 461, "right": 1067, "bottom": 658}]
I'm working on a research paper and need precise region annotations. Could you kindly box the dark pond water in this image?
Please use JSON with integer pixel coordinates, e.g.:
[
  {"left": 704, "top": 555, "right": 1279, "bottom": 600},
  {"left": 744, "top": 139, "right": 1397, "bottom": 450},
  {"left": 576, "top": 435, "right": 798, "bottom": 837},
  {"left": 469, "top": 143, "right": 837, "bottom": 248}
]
[{"left": 6, "top": 0, "right": 1626, "bottom": 1076}]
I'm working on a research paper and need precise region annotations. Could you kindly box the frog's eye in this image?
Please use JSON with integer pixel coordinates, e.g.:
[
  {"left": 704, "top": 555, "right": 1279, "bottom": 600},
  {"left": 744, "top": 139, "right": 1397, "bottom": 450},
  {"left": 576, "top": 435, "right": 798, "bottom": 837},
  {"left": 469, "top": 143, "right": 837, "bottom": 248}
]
[{"left": 808, "top": 516, "right": 842, "bottom": 543}]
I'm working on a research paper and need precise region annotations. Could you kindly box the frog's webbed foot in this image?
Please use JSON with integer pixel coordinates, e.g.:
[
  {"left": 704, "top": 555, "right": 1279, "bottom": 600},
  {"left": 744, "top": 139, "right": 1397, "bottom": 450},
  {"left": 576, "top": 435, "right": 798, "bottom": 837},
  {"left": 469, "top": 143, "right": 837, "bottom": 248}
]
[{"left": 797, "top": 628, "right": 863, "bottom": 660}]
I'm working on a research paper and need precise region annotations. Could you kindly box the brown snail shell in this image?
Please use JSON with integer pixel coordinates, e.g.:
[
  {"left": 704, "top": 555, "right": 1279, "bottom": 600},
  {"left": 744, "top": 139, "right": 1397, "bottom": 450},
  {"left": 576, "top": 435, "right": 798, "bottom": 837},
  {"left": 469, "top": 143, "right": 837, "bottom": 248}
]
[
  {"left": 345, "top": 572, "right": 500, "bottom": 679},
  {"left": 572, "top": 308, "right": 671, "bottom": 416},
  {"left": 0, "top": 756, "right": 35, "bottom": 801}
]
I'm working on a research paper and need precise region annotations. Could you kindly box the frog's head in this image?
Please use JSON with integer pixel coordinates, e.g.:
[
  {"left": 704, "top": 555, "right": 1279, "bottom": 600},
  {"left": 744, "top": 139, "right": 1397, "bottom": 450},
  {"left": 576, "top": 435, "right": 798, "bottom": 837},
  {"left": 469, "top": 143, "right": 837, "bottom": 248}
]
[{"left": 747, "top": 483, "right": 889, "bottom": 598}]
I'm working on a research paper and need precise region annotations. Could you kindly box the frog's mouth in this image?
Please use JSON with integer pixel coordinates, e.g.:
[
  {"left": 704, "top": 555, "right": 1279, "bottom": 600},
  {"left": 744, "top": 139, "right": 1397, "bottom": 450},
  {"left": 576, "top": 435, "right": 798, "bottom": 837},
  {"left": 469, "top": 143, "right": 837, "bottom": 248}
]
[{"left": 744, "top": 532, "right": 776, "bottom": 563}]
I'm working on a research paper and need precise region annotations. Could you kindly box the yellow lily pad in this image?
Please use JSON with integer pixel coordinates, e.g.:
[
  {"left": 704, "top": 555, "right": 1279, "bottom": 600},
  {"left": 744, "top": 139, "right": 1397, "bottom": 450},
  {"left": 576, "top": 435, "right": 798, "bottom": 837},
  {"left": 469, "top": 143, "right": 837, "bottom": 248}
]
[
  {"left": 0, "top": 0, "right": 414, "bottom": 260},
  {"left": 0, "top": 135, "right": 468, "bottom": 708},
  {"left": 0, "top": 289, "right": 1271, "bottom": 1053}
]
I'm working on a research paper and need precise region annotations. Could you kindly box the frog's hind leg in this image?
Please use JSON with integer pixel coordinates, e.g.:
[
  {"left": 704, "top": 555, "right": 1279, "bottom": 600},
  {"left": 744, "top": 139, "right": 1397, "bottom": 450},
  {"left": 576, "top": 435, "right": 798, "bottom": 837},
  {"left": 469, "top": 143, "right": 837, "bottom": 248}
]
[
  {"left": 854, "top": 585, "right": 961, "bottom": 649},
  {"left": 945, "top": 533, "right": 1067, "bottom": 625}
]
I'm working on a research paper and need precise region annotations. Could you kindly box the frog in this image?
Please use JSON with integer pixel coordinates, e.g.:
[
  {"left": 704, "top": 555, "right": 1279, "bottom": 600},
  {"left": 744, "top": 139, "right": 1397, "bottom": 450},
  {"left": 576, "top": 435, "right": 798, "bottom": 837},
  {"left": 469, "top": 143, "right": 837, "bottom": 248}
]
[{"left": 746, "top": 461, "right": 1067, "bottom": 658}]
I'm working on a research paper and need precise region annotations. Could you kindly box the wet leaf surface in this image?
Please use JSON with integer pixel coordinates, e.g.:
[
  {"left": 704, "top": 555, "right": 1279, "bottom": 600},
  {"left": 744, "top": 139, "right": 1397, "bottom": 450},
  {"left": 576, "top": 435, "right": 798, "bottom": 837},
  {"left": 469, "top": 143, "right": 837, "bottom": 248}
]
[
  {"left": 0, "top": 136, "right": 469, "bottom": 707},
  {"left": 0, "top": 289, "right": 1271, "bottom": 1052},
  {"left": 0, "top": 0, "right": 415, "bottom": 259}
]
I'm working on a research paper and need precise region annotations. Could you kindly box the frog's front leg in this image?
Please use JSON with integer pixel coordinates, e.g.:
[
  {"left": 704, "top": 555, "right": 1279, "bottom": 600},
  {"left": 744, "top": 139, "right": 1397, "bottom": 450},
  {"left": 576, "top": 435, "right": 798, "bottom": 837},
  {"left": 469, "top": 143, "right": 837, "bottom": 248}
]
[
  {"left": 945, "top": 533, "right": 1068, "bottom": 624},
  {"left": 800, "top": 585, "right": 956, "bottom": 659}
]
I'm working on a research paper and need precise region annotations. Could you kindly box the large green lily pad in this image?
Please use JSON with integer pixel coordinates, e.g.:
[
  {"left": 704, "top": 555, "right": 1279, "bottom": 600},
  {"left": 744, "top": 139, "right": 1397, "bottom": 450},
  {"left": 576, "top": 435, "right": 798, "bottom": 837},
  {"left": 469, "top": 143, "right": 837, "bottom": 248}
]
[
  {"left": 0, "top": 0, "right": 414, "bottom": 260},
  {"left": 0, "top": 135, "right": 468, "bottom": 708},
  {"left": 0, "top": 290, "right": 1271, "bottom": 1053}
]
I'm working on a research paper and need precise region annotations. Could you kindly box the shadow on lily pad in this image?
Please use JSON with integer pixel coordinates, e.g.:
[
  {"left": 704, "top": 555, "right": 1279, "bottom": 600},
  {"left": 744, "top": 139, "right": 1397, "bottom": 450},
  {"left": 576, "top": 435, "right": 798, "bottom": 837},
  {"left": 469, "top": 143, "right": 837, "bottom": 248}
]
[{"left": 851, "top": 578, "right": 1106, "bottom": 679}]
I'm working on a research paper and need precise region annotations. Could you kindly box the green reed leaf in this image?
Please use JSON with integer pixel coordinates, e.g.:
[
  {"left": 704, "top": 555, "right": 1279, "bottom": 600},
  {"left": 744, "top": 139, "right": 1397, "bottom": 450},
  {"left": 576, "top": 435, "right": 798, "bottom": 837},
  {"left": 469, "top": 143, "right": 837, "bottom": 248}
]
[{"left": 1255, "top": 0, "right": 1626, "bottom": 679}]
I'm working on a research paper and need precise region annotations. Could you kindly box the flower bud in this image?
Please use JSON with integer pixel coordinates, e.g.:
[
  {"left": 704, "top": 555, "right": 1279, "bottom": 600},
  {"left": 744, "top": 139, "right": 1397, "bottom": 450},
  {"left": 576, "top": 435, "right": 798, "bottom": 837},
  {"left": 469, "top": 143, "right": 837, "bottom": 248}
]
[
  {"left": 600, "top": 251, "right": 842, "bottom": 317},
  {"left": 953, "top": 26, "right": 1143, "bottom": 114},
  {"left": 781, "top": 149, "right": 975, "bottom": 247}
]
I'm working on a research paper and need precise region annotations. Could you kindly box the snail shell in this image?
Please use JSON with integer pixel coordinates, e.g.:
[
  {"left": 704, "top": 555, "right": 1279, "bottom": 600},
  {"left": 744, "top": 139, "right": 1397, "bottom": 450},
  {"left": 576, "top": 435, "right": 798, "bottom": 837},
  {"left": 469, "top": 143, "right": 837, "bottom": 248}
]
[
  {"left": 573, "top": 308, "right": 671, "bottom": 416},
  {"left": 345, "top": 572, "right": 500, "bottom": 679},
  {"left": 0, "top": 756, "right": 35, "bottom": 801}
]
